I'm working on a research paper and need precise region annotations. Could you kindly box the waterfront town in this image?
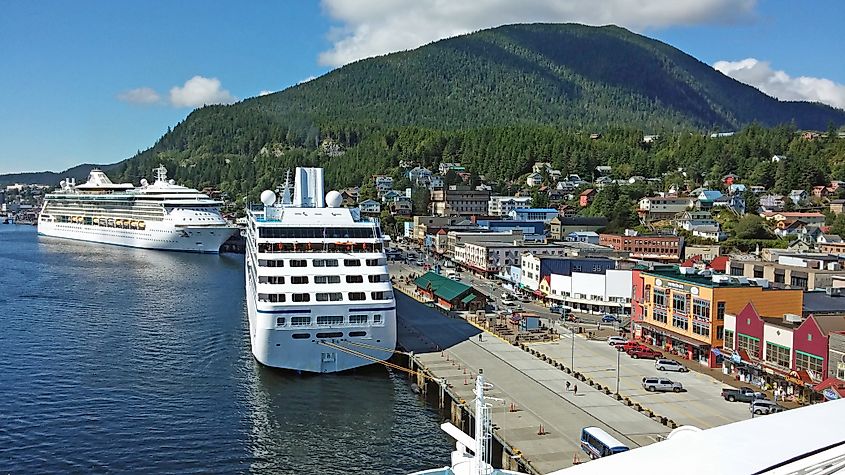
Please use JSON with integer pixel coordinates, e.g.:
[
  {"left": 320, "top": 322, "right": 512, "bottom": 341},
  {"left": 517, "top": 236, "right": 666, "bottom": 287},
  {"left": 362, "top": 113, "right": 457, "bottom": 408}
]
[{"left": 8, "top": 153, "right": 845, "bottom": 406}]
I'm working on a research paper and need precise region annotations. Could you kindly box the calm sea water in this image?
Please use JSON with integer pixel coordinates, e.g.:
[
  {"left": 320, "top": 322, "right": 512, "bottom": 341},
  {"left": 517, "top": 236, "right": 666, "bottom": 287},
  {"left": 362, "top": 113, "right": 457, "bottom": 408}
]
[{"left": 0, "top": 225, "right": 450, "bottom": 474}]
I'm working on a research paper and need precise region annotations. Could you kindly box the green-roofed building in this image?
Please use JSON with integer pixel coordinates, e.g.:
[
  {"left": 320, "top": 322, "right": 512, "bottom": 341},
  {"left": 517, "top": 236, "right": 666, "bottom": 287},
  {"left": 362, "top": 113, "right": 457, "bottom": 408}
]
[{"left": 414, "top": 271, "right": 487, "bottom": 311}]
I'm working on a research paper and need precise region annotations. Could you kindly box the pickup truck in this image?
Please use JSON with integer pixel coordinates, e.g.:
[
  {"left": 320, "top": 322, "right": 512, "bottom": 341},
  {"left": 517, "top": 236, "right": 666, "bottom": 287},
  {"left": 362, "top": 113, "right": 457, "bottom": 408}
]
[
  {"left": 617, "top": 341, "right": 646, "bottom": 352},
  {"left": 721, "top": 387, "right": 763, "bottom": 403},
  {"left": 627, "top": 347, "right": 663, "bottom": 359}
]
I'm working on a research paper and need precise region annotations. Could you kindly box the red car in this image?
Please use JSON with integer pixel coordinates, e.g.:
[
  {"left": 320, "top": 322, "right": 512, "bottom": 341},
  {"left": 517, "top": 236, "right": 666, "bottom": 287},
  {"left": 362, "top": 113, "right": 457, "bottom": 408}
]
[
  {"left": 627, "top": 347, "right": 663, "bottom": 359},
  {"left": 617, "top": 341, "right": 646, "bottom": 352}
]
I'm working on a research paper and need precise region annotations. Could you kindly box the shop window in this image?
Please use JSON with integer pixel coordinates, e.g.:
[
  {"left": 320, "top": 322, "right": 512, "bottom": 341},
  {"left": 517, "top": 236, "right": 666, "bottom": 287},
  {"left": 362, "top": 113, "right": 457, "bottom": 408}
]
[
  {"left": 765, "top": 342, "right": 791, "bottom": 368},
  {"left": 672, "top": 293, "right": 688, "bottom": 314},
  {"left": 795, "top": 351, "right": 823, "bottom": 375},
  {"left": 724, "top": 329, "right": 733, "bottom": 349},
  {"left": 672, "top": 314, "right": 689, "bottom": 331},
  {"left": 737, "top": 333, "right": 760, "bottom": 358}
]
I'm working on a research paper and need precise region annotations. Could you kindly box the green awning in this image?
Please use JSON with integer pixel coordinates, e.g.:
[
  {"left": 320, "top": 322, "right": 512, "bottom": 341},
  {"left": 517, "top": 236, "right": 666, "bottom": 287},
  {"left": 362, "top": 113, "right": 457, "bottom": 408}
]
[{"left": 461, "top": 293, "right": 477, "bottom": 304}]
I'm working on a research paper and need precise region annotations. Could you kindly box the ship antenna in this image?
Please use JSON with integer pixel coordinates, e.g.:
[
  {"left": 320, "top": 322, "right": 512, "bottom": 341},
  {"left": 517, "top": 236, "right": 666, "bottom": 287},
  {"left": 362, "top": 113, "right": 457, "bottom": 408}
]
[
  {"left": 154, "top": 164, "right": 168, "bottom": 183},
  {"left": 281, "top": 169, "right": 292, "bottom": 205},
  {"left": 473, "top": 369, "right": 499, "bottom": 475}
]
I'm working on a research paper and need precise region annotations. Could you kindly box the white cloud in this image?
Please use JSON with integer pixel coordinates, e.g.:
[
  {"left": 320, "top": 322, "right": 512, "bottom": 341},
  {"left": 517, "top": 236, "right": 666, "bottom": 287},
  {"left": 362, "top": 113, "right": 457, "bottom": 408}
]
[
  {"left": 118, "top": 87, "right": 161, "bottom": 104},
  {"left": 297, "top": 75, "right": 317, "bottom": 85},
  {"left": 318, "top": 0, "right": 757, "bottom": 67},
  {"left": 259, "top": 90, "right": 275, "bottom": 96},
  {"left": 169, "top": 76, "right": 236, "bottom": 108},
  {"left": 714, "top": 58, "right": 845, "bottom": 110}
]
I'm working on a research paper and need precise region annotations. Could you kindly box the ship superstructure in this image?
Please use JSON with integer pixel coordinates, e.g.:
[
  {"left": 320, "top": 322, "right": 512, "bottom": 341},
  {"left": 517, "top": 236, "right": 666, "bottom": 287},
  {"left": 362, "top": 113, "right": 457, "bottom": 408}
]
[
  {"left": 38, "top": 166, "right": 236, "bottom": 252},
  {"left": 244, "top": 167, "right": 397, "bottom": 373}
]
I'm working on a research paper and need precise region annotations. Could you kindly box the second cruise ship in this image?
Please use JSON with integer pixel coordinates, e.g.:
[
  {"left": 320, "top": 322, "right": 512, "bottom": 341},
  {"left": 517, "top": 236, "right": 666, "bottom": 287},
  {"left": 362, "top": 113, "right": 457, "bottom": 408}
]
[
  {"left": 244, "top": 167, "right": 397, "bottom": 373},
  {"left": 38, "top": 165, "right": 237, "bottom": 252}
]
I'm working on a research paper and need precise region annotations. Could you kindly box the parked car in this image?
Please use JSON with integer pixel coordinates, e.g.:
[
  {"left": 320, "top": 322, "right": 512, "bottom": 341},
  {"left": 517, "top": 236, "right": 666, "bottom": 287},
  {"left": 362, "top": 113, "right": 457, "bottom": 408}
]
[
  {"left": 641, "top": 377, "right": 683, "bottom": 393},
  {"left": 654, "top": 358, "right": 689, "bottom": 372},
  {"left": 607, "top": 336, "right": 627, "bottom": 346},
  {"left": 502, "top": 299, "right": 516, "bottom": 307},
  {"left": 627, "top": 347, "right": 663, "bottom": 359},
  {"left": 550, "top": 305, "right": 565, "bottom": 314},
  {"left": 749, "top": 399, "right": 786, "bottom": 415},
  {"left": 564, "top": 313, "right": 579, "bottom": 323},
  {"left": 601, "top": 315, "right": 619, "bottom": 323},
  {"left": 617, "top": 341, "right": 646, "bottom": 352},
  {"left": 721, "top": 387, "right": 763, "bottom": 403}
]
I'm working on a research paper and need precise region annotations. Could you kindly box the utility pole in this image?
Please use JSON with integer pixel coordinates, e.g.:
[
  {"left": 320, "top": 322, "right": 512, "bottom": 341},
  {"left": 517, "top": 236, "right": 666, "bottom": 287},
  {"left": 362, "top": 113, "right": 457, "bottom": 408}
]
[{"left": 571, "top": 326, "right": 575, "bottom": 370}]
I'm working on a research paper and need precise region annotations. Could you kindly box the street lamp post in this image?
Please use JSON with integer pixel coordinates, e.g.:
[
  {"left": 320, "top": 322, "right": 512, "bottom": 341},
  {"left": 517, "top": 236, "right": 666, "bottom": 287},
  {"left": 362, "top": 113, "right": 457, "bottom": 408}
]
[
  {"left": 571, "top": 326, "right": 575, "bottom": 370},
  {"left": 616, "top": 346, "right": 621, "bottom": 395}
]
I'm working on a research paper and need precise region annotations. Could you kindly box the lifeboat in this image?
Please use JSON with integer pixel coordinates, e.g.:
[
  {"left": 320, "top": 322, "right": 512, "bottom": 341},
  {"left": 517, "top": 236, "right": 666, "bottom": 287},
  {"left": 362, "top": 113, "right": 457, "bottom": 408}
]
[
  {"left": 138, "top": 221, "right": 146, "bottom": 230},
  {"left": 93, "top": 217, "right": 99, "bottom": 225},
  {"left": 130, "top": 220, "right": 138, "bottom": 229},
  {"left": 107, "top": 218, "right": 115, "bottom": 227}
]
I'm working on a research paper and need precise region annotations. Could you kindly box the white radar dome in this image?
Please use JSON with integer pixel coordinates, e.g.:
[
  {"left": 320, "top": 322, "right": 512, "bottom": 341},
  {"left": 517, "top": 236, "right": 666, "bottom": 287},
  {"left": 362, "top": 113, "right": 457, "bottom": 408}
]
[
  {"left": 140, "top": 178, "right": 149, "bottom": 186},
  {"left": 59, "top": 180, "right": 66, "bottom": 187},
  {"left": 260, "top": 190, "right": 277, "bottom": 206},
  {"left": 325, "top": 190, "right": 343, "bottom": 208},
  {"left": 168, "top": 179, "right": 176, "bottom": 185}
]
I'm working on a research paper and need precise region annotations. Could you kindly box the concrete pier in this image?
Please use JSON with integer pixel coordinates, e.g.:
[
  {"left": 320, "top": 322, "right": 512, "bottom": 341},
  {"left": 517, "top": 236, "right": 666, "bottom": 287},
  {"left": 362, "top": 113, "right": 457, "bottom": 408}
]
[{"left": 395, "top": 291, "right": 669, "bottom": 474}]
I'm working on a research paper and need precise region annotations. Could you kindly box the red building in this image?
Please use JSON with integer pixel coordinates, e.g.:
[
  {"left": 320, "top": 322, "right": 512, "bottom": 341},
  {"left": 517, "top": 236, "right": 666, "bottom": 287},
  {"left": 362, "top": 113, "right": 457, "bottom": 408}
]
[
  {"left": 723, "top": 302, "right": 845, "bottom": 402},
  {"left": 599, "top": 233, "right": 684, "bottom": 262},
  {"left": 579, "top": 189, "right": 597, "bottom": 207}
]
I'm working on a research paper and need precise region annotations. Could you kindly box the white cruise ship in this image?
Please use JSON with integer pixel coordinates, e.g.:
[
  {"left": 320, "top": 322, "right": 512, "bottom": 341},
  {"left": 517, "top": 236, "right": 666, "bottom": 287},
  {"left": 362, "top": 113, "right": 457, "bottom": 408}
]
[
  {"left": 244, "top": 167, "right": 397, "bottom": 373},
  {"left": 38, "top": 166, "right": 237, "bottom": 252}
]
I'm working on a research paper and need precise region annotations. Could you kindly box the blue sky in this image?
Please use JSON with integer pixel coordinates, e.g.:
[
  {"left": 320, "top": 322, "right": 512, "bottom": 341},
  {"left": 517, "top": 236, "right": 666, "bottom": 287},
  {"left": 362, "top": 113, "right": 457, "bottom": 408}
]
[{"left": 1, "top": 0, "right": 843, "bottom": 175}]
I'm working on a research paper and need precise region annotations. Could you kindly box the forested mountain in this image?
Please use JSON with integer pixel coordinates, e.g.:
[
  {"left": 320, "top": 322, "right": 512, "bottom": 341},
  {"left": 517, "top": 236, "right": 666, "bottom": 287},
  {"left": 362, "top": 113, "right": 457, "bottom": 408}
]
[
  {"left": 9, "top": 23, "right": 845, "bottom": 195},
  {"left": 0, "top": 162, "right": 121, "bottom": 187}
]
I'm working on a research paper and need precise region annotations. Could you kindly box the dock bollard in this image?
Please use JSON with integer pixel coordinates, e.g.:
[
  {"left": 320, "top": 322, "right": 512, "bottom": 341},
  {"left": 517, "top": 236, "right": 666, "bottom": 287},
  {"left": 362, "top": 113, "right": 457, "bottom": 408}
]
[{"left": 537, "top": 424, "right": 547, "bottom": 436}]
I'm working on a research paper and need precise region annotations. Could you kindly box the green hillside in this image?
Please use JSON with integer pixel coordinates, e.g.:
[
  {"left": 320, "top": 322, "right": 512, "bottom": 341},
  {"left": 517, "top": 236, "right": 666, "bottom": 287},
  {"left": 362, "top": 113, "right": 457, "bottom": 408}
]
[{"left": 10, "top": 23, "right": 844, "bottom": 194}]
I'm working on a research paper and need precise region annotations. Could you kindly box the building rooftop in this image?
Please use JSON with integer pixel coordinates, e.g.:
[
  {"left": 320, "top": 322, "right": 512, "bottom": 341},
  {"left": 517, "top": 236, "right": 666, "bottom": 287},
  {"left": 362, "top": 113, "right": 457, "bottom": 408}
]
[
  {"left": 814, "top": 315, "right": 845, "bottom": 335},
  {"left": 414, "top": 271, "right": 472, "bottom": 301},
  {"left": 640, "top": 267, "right": 782, "bottom": 289},
  {"left": 803, "top": 290, "right": 845, "bottom": 315}
]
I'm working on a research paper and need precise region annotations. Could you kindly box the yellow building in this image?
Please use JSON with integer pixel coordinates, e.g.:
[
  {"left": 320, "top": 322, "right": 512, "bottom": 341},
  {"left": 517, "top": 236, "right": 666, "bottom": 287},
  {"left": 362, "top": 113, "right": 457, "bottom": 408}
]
[{"left": 637, "top": 268, "right": 803, "bottom": 367}]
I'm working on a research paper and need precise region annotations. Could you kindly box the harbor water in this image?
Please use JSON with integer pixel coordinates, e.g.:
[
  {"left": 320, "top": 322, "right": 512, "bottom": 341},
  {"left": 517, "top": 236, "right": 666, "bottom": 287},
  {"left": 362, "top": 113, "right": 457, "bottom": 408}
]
[{"left": 0, "top": 225, "right": 451, "bottom": 473}]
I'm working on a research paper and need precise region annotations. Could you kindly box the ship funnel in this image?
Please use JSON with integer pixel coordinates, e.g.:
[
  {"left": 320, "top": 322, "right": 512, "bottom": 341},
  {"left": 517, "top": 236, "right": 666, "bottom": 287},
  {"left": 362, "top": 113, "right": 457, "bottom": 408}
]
[{"left": 292, "top": 167, "right": 325, "bottom": 208}]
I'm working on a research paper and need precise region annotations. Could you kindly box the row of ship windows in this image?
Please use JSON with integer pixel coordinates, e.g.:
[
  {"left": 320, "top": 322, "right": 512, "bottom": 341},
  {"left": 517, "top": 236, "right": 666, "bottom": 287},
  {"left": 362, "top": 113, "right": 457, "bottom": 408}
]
[
  {"left": 257, "top": 258, "right": 385, "bottom": 268},
  {"left": 258, "top": 291, "right": 393, "bottom": 303},
  {"left": 257, "top": 242, "right": 384, "bottom": 253},
  {"left": 277, "top": 314, "right": 382, "bottom": 326},
  {"left": 258, "top": 274, "right": 389, "bottom": 284},
  {"left": 288, "top": 331, "right": 368, "bottom": 339},
  {"left": 258, "top": 227, "right": 380, "bottom": 239}
]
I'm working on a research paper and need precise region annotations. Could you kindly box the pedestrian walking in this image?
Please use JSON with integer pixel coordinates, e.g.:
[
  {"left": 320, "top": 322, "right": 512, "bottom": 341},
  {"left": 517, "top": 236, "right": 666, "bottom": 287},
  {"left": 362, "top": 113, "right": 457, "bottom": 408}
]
[
  {"left": 573, "top": 384, "right": 578, "bottom": 396},
  {"left": 566, "top": 381, "right": 571, "bottom": 392}
]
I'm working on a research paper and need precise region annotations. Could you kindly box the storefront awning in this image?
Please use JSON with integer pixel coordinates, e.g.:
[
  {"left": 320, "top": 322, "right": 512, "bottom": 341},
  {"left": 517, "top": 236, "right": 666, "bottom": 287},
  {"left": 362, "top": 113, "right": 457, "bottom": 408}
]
[
  {"left": 813, "top": 377, "right": 845, "bottom": 400},
  {"left": 532, "top": 290, "right": 545, "bottom": 297},
  {"left": 711, "top": 348, "right": 721, "bottom": 357},
  {"left": 640, "top": 322, "right": 710, "bottom": 347},
  {"left": 460, "top": 294, "right": 477, "bottom": 305}
]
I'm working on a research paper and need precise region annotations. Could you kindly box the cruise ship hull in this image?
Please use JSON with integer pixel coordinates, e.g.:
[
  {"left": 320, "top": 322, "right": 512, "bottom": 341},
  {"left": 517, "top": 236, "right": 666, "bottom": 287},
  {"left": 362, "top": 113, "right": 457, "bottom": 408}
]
[
  {"left": 245, "top": 275, "right": 398, "bottom": 373},
  {"left": 37, "top": 220, "right": 237, "bottom": 253}
]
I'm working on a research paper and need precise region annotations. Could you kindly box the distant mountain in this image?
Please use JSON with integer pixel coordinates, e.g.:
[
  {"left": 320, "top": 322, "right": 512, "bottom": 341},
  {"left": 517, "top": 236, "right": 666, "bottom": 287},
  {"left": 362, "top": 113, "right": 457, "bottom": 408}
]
[
  {"left": 0, "top": 162, "right": 122, "bottom": 187},
  {"left": 234, "top": 22, "right": 844, "bottom": 131}
]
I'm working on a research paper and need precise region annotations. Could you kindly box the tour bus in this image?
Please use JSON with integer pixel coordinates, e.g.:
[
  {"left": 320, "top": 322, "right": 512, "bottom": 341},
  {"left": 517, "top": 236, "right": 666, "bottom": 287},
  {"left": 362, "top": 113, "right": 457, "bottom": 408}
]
[{"left": 580, "top": 427, "right": 630, "bottom": 459}]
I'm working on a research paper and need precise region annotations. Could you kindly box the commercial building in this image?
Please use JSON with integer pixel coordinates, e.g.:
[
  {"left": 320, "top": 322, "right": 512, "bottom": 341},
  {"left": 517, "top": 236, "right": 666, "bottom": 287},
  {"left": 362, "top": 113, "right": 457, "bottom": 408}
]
[
  {"left": 636, "top": 267, "right": 803, "bottom": 367},
  {"left": 487, "top": 196, "right": 532, "bottom": 216},
  {"left": 508, "top": 208, "right": 559, "bottom": 224},
  {"left": 550, "top": 216, "right": 608, "bottom": 239},
  {"left": 476, "top": 219, "right": 546, "bottom": 242},
  {"left": 445, "top": 230, "right": 523, "bottom": 257},
  {"left": 414, "top": 271, "right": 487, "bottom": 312},
  {"left": 430, "top": 185, "right": 491, "bottom": 217},
  {"left": 547, "top": 268, "right": 633, "bottom": 315},
  {"left": 411, "top": 216, "right": 478, "bottom": 242},
  {"left": 519, "top": 255, "right": 615, "bottom": 292},
  {"left": 453, "top": 242, "right": 571, "bottom": 277},
  {"left": 600, "top": 233, "right": 684, "bottom": 262},
  {"left": 727, "top": 254, "right": 845, "bottom": 291},
  {"left": 723, "top": 304, "right": 845, "bottom": 402},
  {"left": 685, "top": 244, "right": 721, "bottom": 261}
]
